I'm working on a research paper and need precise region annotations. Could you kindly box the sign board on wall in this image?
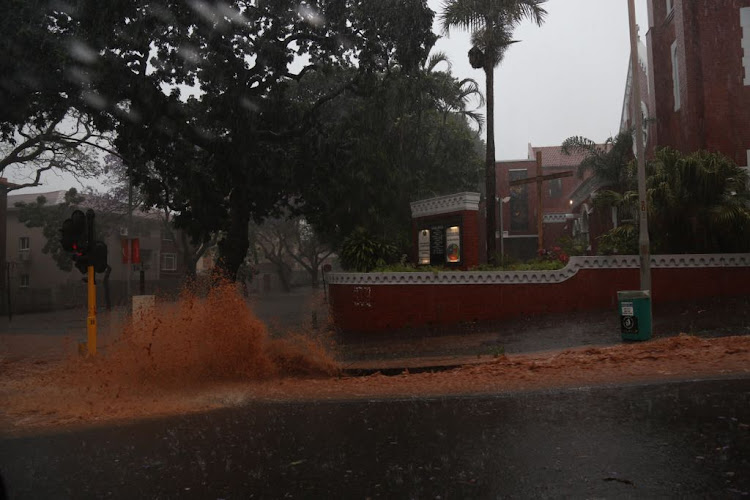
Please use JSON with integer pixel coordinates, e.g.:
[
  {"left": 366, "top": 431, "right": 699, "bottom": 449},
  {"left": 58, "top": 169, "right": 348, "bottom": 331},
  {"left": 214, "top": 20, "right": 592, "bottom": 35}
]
[
  {"left": 429, "top": 225, "right": 445, "bottom": 263},
  {"left": 418, "top": 230, "right": 430, "bottom": 265},
  {"left": 445, "top": 226, "right": 461, "bottom": 263},
  {"left": 421, "top": 219, "right": 462, "bottom": 267}
]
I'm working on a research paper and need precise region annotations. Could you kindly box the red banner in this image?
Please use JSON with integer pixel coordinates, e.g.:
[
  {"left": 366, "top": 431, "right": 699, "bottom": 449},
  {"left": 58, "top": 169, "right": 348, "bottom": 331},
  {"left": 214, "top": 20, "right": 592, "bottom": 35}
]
[
  {"left": 131, "top": 238, "right": 141, "bottom": 264},
  {"left": 121, "top": 239, "right": 129, "bottom": 263}
]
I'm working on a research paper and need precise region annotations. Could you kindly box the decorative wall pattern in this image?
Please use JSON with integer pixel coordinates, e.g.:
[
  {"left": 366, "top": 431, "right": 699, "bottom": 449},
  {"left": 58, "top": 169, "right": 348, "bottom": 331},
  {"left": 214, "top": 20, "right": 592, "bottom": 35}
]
[
  {"left": 542, "top": 213, "right": 573, "bottom": 223},
  {"left": 326, "top": 254, "right": 750, "bottom": 286},
  {"left": 410, "top": 192, "right": 481, "bottom": 219}
]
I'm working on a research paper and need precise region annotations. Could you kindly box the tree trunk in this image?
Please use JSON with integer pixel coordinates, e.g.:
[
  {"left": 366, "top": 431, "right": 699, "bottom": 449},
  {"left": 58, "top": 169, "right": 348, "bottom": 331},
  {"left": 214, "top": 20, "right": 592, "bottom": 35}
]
[
  {"left": 310, "top": 264, "right": 320, "bottom": 289},
  {"left": 275, "top": 260, "right": 292, "bottom": 293},
  {"left": 485, "top": 64, "right": 497, "bottom": 264},
  {"left": 216, "top": 187, "right": 250, "bottom": 282}
]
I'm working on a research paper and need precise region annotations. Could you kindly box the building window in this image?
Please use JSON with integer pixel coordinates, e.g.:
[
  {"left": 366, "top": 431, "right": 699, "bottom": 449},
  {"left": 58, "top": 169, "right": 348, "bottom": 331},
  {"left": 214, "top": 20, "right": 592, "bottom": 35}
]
[
  {"left": 19, "top": 236, "right": 30, "bottom": 251},
  {"left": 548, "top": 178, "right": 562, "bottom": 199},
  {"left": 20, "top": 274, "right": 30, "bottom": 288},
  {"left": 161, "top": 253, "right": 177, "bottom": 272},
  {"left": 671, "top": 41, "right": 681, "bottom": 110},
  {"left": 742, "top": 7, "right": 750, "bottom": 86},
  {"left": 161, "top": 229, "right": 173, "bottom": 241},
  {"left": 666, "top": 0, "right": 673, "bottom": 15},
  {"left": 509, "top": 169, "right": 529, "bottom": 231}
]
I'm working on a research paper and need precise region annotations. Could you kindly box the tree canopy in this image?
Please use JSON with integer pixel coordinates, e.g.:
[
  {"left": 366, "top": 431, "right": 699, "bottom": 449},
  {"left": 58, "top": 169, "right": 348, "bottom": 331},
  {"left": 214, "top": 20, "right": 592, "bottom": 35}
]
[{"left": 3, "top": 1, "right": 487, "bottom": 280}]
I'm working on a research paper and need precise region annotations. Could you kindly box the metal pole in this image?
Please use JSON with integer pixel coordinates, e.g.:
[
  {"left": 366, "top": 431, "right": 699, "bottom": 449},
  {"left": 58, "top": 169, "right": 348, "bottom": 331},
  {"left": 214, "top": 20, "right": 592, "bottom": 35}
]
[
  {"left": 127, "top": 168, "right": 133, "bottom": 300},
  {"left": 87, "top": 265, "right": 97, "bottom": 356},
  {"left": 499, "top": 198, "right": 504, "bottom": 265},
  {"left": 85, "top": 209, "right": 97, "bottom": 356},
  {"left": 535, "top": 151, "right": 544, "bottom": 252},
  {"left": 628, "top": 0, "right": 651, "bottom": 291}
]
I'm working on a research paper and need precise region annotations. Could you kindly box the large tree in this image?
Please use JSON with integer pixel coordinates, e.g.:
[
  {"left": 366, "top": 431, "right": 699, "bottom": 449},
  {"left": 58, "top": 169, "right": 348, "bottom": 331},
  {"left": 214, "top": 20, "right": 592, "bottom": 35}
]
[
  {"left": 441, "top": 0, "right": 547, "bottom": 263},
  {"left": 92, "top": 0, "right": 437, "bottom": 281},
  {"left": 293, "top": 57, "right": 484, "bottom": 252},
  {"left": 0, "top": 1, "right": 122, "bottom": 190},
  {"left": 2, "top": 0, "right": 437, "bottom": 282}
]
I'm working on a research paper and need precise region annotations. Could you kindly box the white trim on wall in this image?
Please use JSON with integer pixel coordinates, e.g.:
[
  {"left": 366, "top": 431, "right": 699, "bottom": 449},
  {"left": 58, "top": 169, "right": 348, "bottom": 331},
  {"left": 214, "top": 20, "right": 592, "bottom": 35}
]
[
  {"left": 742, "top": 7, "right": 750, "bottom": 86},
  {"left": 327, "top": 254, "right": 750, "bottom": 286},
  {"left": 410, "top": 192, "right": 481, "bottom": 218},
  {"left": 671, "top": 40, "right": 681, "bottom": 110}
]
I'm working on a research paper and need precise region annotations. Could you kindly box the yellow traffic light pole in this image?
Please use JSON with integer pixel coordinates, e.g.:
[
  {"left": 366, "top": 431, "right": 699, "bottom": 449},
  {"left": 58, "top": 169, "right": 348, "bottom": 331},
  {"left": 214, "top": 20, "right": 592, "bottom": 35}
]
[
  {"left": 85, "top": 209, "right": 97, "bottom": 357},
  {"left": 87, "top": 265, "right": 97, "bottom": 356}
]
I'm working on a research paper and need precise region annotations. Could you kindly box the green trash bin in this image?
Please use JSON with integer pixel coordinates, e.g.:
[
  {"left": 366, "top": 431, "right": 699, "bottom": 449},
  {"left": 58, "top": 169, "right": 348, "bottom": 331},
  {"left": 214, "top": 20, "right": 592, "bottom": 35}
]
[{"left": 617, "top": 290, "right": 652, "bottom": 341}]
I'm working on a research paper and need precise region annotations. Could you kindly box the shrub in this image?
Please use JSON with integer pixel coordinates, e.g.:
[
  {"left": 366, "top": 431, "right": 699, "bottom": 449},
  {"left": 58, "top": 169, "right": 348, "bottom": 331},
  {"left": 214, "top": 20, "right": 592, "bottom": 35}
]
[
  {"left": 339, "top": 228, "right": 398, "bottom": 272},
  {"left": 537, "top": 246, "right": 569, "bottom": 264}
]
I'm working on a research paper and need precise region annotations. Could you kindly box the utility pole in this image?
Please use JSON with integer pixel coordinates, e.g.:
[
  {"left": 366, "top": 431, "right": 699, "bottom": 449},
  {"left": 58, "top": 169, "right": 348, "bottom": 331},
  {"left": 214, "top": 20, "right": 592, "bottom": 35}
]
[
  {"left": 628, "top": 0, "right": 651, "bottom": 291},
  {"left": 127, "top": 168, "right": 133, "bottom": 300},
  {"left": 85, "top": 209, "right": 97, "bottom": 356}
]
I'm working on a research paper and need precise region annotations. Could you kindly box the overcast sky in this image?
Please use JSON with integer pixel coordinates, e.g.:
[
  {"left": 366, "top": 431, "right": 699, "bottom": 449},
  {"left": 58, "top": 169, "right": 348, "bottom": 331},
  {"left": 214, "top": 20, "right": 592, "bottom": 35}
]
[
  {"left": 9, "top": 0, "right": 649, "bottom": 194},
  {"left": 428, "top": 0, "right": 649, "bottom": 159}
]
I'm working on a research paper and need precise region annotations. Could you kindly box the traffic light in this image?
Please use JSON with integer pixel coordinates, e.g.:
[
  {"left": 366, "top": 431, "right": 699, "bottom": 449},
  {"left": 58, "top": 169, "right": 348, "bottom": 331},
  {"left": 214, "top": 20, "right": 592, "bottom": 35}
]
[
  {"left": 73, "top": 252, "right": 90, "bottom": 274},
  {"left": 91, "top": 240, "right": 108, "bottom": 273},
  {"left": 61, "top": 210, "right": 107, "bottom": 274},
  {"left": 60, "top": 209, "right": 88, "bottom": 253}
]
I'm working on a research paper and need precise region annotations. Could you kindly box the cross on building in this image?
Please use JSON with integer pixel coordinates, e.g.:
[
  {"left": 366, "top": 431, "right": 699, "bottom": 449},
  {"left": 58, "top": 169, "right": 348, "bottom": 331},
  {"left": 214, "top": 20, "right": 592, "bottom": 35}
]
[{"left": 508, "top": 151, "right": 573, "bottom": 252}]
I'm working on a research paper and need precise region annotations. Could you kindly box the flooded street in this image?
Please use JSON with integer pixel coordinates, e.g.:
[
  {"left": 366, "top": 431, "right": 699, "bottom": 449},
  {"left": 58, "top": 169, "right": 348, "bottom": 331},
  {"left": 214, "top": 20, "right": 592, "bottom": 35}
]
[
  {"left": 1, "top": 285, "right": 749, "bottom": 498},
  {"left": 1, "top": 378, "right": 748, "bottom": 498}
]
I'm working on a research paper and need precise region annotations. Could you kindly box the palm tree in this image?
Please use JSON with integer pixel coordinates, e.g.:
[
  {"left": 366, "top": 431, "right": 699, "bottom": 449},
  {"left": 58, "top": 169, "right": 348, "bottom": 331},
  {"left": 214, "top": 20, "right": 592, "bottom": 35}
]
[
  {"left": 562, "top": 130, "right": 635, "bottom": 193},
  {"left": 645, "top": 148, "right": 750, "bottom": 253},
  {"left": 441, "top": 0, "right": 547, "bottom": 263},
  {"left": 421, "top": 51, "right": 485, "bottom": 131}
]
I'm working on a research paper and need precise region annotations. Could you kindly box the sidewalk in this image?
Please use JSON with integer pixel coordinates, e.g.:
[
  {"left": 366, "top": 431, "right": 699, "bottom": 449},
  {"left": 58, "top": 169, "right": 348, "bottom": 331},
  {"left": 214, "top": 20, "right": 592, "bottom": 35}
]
[
  {"left": 331, "top": 295, "right": 750, "bottom": 372},
  {"left": 2, "top": 289, "right": 748, "bottom": 370}
]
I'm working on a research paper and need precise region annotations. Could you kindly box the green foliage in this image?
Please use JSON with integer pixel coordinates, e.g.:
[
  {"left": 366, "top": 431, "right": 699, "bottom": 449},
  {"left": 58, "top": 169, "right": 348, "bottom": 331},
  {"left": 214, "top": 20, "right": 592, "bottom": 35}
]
[
  {"left": 594, "top": 148, "right": 750, "bottom": 254},
  {"left": 339, "top": 228, "right": 399, "bottom": 272},
  {"left": 295, "top": 58, "right": 484, "bottom": 252},
  {"left": 596, "top": 224, "right": 638, "bottom": 255},
  {"left": 372, "top": 264, "right": 447, "bottom": 273},
  {"left": 487, "top": 344, "right": 505, "bottom": 358},
  {"left": 562, "top": 131, "right": 635, "bottom": 190},
  {"left": 2, "top": 0, "right": 440, "bottom": 282},
  {"left": 440, "top": 0, "right": 548, "bottom": 67},
  {"left": 557, "top": 235, "right": 586, "bottom": 257},
  {"left": 472, "top": 259, "right": 565, "bottom": 271},
  {"left": 644, "top": 148, "right": 750, "bottom": 253}
]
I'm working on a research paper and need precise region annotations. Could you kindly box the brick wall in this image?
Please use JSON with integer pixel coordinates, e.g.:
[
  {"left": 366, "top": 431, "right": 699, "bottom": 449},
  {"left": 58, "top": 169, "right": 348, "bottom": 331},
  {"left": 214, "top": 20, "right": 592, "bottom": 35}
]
[
  {"left": 648, "top": 0, "right": 750, "bottom": 166},
  {"left": 328, "top": 255, "right": 750, "bottom": 332}
]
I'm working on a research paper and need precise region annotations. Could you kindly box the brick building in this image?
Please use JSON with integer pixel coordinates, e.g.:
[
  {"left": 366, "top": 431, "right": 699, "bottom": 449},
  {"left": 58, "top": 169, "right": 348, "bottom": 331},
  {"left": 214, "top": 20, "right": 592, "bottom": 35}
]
[
  {"left": 496, "top": 145, "right": 592, "bottom": 260},
  {"left": 565, "top": 36, "right": 653, "bottom": 255},
  {"left": 646, "top": 0, "right": 750, "bottom": 168}
]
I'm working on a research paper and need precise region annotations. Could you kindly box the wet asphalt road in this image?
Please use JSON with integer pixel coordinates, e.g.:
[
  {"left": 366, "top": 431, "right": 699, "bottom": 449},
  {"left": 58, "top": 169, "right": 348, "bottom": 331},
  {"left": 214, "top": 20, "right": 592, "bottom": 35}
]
[{"left": 1, "top": 378, "right": 749, "bottom": 499}]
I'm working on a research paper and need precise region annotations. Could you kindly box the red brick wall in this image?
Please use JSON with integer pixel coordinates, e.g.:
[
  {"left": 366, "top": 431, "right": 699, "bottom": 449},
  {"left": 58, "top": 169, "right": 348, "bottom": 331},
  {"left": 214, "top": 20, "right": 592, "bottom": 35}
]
[
  {"left": 329, "top": 264, "right": 750, "bottom": 332},
  {"left": 648, "top": 0, "right": 750, "bottom": 165},
  {"left": 696, "top": 1, "right": 750, "bottom": 167}
]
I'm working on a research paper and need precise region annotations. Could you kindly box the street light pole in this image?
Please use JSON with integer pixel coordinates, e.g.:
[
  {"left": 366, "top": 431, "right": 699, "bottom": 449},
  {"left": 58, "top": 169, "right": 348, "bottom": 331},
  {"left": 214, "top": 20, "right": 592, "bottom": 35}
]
[
  {"left": 628, "top": 0, "right": 651, "bottom": 291},
  {"left": 498, "top": 196, "right": 510, "bottom": 265}
]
